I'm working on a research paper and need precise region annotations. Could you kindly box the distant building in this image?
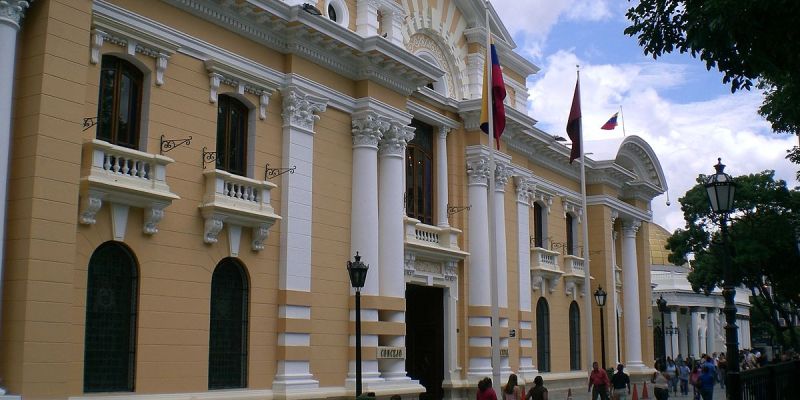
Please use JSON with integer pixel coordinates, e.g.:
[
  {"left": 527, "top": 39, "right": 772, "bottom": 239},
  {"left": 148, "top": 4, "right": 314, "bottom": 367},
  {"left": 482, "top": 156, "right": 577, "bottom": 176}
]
[{"left": 650, "top": 224, "right": 752, "bottom": 360}]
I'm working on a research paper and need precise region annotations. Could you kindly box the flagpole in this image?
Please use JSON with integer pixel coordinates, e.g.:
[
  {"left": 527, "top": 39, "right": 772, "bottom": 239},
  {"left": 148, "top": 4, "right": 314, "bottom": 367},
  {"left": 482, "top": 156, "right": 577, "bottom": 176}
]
[
  {"left": 484, "top": 0, "right": 502, "bottom": 394},
  {"left": 619, "top": 104, "right": 627, "bottom": 137},
  {"left": 576, "top": 67, "right": 595, "bottom": 371}
]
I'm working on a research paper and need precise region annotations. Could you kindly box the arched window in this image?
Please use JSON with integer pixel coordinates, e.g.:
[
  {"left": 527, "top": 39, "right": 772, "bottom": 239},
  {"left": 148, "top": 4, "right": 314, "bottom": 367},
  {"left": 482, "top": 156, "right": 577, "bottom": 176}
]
[
  {"left": 566, "top": 213, "right": 575, "bottom": 255},
  {"left": 533, "top": 202, "right": 544, "bottom": 248},
  {"left": 325, "top": 0, "right": 349, "bottom": 27},
  {"left": 569, "top": 301, "right": 581, "bottom": 370},
  {"left": 216, "top": 95, "right": 248, "bottom": 176},
  {"left": 536, "top": 297, "right": 550, "bottom": 372},
  {"left": 84, "top": 242, "right": 138, "bottom": 392},
  {"left": 208, "top": 258, "right": 249, "bottom": 389},
  {"left": 406, "top": 119, "right": 434, "bottom": 225},
  {"left": 97, "top": 55, "right": 143, "bottom": 149}
]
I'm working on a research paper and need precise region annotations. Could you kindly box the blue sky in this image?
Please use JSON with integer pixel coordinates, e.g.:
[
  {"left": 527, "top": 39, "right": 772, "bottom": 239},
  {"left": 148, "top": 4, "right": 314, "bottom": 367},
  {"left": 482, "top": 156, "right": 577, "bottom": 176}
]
[{"left": 491, "top": 0, "right": 798, "bottom": 232}]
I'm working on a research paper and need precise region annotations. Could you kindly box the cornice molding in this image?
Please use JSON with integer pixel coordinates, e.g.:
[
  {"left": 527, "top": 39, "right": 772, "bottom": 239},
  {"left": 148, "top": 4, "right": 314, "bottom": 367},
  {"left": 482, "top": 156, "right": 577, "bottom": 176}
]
[
  {"left": 406, "top": 100, "right": 459, "bottom": 129},
  {"left": 586, "top": 195, "right": 652, "bottom": 223}
]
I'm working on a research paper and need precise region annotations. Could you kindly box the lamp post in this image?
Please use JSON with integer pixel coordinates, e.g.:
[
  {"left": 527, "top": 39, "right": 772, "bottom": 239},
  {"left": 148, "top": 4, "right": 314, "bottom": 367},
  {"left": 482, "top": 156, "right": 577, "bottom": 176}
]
[
  {"left": 665, "top": 325, "right": 680, "bottom": 358},
  {"left": 656, "top": 295, "right": 669, "bottom": 362},
  {"left": 704, "top": 158, "right": 739, "bottom": 400},
  {"left": 594, "top": 286, "right": 607, "bottom": 370},
  {"left": 347, "top": 252, "right": 369, "bottom": 397}
]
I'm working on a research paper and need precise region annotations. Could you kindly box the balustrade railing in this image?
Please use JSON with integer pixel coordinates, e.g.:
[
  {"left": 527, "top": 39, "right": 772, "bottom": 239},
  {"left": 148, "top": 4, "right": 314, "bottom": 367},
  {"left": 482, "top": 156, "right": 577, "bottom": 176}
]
[
  {"left": 202, "top": 169, "right": 276, "bottom": 214},
  {"left": 531, "top": 247, "right": 560, "bottom": 271},
  {"left": 404, "top": 217, "right": 464, "bottom": 253},
  {"left": 563, "top": 255, "right": 585, "bottom": 274},
  {"left": 83, "top": 139, "right": 173, "bottom": 192}
]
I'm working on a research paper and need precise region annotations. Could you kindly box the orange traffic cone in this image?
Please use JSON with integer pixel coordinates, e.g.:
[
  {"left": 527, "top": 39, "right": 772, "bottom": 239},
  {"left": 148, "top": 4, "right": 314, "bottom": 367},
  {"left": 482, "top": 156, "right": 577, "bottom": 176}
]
[
  {"left": 641, "top": 382, "right": 650, "bottom": 399},
  {"left": 566, "top": 387, "right": 572, "bottom": 400},
  {"left": 631, "top": 383, "right": 639, "bottom": 400}
]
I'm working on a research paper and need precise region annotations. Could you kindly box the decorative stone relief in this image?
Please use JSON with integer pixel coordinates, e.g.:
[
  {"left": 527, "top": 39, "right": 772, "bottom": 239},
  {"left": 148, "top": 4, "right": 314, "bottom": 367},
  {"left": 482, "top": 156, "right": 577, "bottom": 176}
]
[
  {"left": 532, "top": 190, "right": 553, "bottom": 214},
  {"left": 79, "top": 194, "right": 104, "bottom": 225},
  {"left": 514, "top": 177, "right": 535, "bottom": 204},
  {"left": 466, "top": 158, "right": 490, "bottom": 186},
  {"left": 281, "top": 88, "right": 327, "bottom": 130},
  {"left": 0, "top": 0, "right": 31, "bottom": 29},
  {"left": 622, "top": 219, "right": 642, "bottom": 237},
  {"left": 204, "top": 216, "right": 225, "bottom": 244},
  {"left": 156, "top": 53, "right": 169, "bottom": 86},
  {"left": 379, "top": 122, "right": 414, "bottom": 157},
  {"left": 252, "top": 222, "right": 274, "bottom": 251},
  {"left": 562, "top": 198, "right": 583, "bottom": 223},
  {"left": 352, "top": 112, "right": 386, "bottom": 147},
  {"left": 408, "top": 33, "right": 458, "bottom": 98},
  {"left": 143, "top": 206, "right": 165, "bottom": 235},
  {"left": 88, "top": 28, "right": 176, "bottom": 84}
]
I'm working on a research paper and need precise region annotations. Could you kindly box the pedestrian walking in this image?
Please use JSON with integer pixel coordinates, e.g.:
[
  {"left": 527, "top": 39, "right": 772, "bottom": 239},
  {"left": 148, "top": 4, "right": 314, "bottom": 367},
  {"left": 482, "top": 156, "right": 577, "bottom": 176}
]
[
  {"left": 610, "top": 364, "right": 630, "bottom": 400},
  {"left": 588, "top": 361, "right": 611, "bottom": 400}
]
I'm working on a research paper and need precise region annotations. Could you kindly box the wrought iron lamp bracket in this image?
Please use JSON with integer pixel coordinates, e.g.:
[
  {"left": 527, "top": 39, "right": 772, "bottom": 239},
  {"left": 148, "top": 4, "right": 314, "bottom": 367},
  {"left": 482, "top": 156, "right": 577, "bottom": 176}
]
[
  {"left": 83, "top": 116, "right": 98, "bottom": 131},
  {"left": 160, "top": 135, "right": 192, "bottom": 154},
  {"left": 264, "top": 163, "right": 296, "bottom": 180},
  {"left": 202, "top": 147, "right": 217, "bottom": 169}
]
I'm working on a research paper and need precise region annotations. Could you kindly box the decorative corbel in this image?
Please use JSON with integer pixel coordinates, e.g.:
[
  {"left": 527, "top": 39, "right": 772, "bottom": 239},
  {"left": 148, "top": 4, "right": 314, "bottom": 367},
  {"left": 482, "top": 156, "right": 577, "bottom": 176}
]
[
  {"left": 203, "top": 216, "right": 224, "bottom": 243},
  {"left": 252, "top": 222, "right": 274, "bottom": 251},
  {"left": 259, "top": 92, "right": 269, "bottom": 120},
  {"left": 209, "top": 73, "right": 222, "bottom": 103},
  {"left": 90, "top": 29, "right": 106, "bottom": 64},
  {"left": 143, "top": 206, "right": 165, "bottom": 234},
  {"left": 156, "top": 53, "right": 169, "bottom": 86}
]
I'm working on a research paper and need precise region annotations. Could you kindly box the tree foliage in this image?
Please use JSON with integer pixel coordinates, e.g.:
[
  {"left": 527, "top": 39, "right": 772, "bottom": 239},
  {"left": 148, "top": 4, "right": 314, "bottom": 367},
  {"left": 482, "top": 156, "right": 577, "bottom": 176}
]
[
  {"left": 624, "top": 1, "right": 800, "bottom": 175},
  {"left": 666, "top": 171, "right": 800, "bottom": 348}
]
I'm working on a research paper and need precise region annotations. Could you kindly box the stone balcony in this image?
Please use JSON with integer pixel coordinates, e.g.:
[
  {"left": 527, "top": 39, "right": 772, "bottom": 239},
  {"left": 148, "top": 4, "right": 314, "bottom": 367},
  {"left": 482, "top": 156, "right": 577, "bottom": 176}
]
[
  {"left": 562, "top": 255, "right": 587, "bottom": 298},
  {"left": 79, "top": 139, "right": 179, "bottom": 238},
  {"left": 199, "top": 169, "right": 281, "bottom": 256},
  {"left": 531, "top": 246, "right": 562, "bottom": 293},
  {"left": 403, "top": 217, "right": 468, "bottom": 260}
]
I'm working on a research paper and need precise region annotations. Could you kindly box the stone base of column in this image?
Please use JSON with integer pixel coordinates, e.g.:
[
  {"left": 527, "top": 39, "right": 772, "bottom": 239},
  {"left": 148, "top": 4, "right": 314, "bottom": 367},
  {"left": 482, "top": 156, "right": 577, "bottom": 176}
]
[
  {"left": 380, "top": 359, "right": 411, "bottom": 381},
  {"left": 518, "top": 358, "right": 538, "bottom": 382},
  {"left": 623, "top": 360, "right": 651, "bottom": 374},
  {"left": 467, "top": 357, "right": 492, "bottom": 382},
  {"left": 273, "top": 361, "right": 319, "bottom": 391},
  {"left": 348, "top": 359, "right": 384, "bottom": 386}
]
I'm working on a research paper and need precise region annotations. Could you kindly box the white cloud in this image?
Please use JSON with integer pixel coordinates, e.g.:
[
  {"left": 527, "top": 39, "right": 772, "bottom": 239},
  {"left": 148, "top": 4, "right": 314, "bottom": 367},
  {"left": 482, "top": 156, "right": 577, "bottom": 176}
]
[
  {"left": 527, "top": 51, "right": 798, "bottom": 233},
  {"left": 491, "top": 0, "right": 615, "bottom": 58}
]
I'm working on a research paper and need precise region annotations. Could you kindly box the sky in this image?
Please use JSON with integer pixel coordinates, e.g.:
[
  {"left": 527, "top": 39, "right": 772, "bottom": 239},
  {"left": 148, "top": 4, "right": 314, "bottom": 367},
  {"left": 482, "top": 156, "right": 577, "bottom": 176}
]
[{"left": 490, "top": 0, "right": 799, "bottom": 233}]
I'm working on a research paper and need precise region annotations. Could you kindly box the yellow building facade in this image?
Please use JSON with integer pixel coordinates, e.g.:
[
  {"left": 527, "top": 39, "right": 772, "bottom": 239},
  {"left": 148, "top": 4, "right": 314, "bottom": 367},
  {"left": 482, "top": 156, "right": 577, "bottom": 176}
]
[{"left": 0, "top": 0, "right": 666, "bottom": 399}]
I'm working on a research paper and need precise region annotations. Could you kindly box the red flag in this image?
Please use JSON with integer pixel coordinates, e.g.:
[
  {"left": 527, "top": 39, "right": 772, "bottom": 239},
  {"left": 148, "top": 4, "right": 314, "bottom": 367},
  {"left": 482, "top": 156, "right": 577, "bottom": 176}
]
[
  {"left": 480, "top": 44, "right": 507, "bottom": 149},
  {"left": 566, "top": 78, "right": 581, "bottom": 163}
]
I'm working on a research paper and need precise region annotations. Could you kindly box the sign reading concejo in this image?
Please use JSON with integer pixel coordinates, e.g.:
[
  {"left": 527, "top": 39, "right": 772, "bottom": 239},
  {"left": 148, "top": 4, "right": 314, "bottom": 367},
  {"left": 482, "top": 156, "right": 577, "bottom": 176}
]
[{"left": 377, "top": 346, "right": 405, "bottom": 359}]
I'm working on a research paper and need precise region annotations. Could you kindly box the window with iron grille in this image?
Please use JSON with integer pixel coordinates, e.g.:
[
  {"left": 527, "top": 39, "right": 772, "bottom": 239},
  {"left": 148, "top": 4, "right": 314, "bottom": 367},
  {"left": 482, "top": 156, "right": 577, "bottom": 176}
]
[
  {"left": 97, "top": 55, "right": 143, "bottom": 149},
  {"left": 536, "top": 297, "right": 550, "bottom": 372},
  {"left": 216, "top": 95, "right": 248, "bottom": 176},
  {"left": 569, "top": 301, "right": 581, "bottom": 370},
  {"left": 406, "top": 120, "right": 434, "bottom": 225},
  {"left": 533, "top": 202, "right": 544, "bottom": 248},
  {"left": 566, "top": 213, "right": 575, "bottom": 255},
  {"left": 84, "top": 241, "right": 138, "bottom": 393},
  {"left": 208, "top": 258, "right": 249, "bottom": 389}
]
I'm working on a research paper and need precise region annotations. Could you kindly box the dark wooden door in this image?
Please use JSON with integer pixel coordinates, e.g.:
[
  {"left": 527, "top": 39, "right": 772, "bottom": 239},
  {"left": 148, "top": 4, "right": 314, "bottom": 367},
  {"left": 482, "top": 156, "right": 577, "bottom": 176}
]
[{"left": 406, "top": 284, "right": 444, "bottom": 400}]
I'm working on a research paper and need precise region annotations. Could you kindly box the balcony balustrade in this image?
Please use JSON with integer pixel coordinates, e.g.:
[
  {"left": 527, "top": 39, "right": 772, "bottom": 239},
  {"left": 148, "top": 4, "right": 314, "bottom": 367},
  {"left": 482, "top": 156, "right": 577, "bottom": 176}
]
[
  {"left": 530, "top": 246, "right": 562, "bottom": 293},
  {"left": 199, "top": 169, "right": 281, "bottom": 255},
  {"left": 79, "top": 139, "right": 179, "bottom": 237}
]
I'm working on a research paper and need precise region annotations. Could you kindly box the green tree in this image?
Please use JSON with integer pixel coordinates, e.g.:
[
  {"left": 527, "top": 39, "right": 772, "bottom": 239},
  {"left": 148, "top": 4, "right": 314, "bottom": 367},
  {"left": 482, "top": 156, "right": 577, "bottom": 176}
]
[
  {"left": 624, "top": 1, "right": 800, "bottom": 176},
  {"left": 666, "top": 171, "right": 800, "bottom": 348}
]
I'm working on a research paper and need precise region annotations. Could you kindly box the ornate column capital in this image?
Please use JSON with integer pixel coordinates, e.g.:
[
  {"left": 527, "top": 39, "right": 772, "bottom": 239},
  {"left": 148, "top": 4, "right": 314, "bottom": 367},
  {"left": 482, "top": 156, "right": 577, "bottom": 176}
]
[
  {"left": 621, "top": 219, "right": 641, "bottom": 237},
  {"left": 514, "top": 176, "right": 534, "bottom": 204},
  {"left": 466, "top": 158, "right": 490, "bottom": 186},
  {"left": 438, "top": 125, "right": 451, "bottom": 140},
  {"left": 378, "top": 121, "right": 414, "bottom": 157},
  {"left": 281, "top": 87, "right": 327, "bottom": 132},
  {"left": 0, "top": 0, "right": 31, "bottom": 30},
  {"left": 352, "top": 111, "right": 386, "bottom": 148},
  {"left": 494, "top": 162, "right": 512, "bottom": 192}
]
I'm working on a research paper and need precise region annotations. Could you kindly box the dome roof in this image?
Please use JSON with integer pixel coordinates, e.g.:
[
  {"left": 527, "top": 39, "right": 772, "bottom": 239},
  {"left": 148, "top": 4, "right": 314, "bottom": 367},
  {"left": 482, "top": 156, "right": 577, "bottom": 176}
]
[{"left": 649, "top": 223, "right": 677, "bottom": 267}]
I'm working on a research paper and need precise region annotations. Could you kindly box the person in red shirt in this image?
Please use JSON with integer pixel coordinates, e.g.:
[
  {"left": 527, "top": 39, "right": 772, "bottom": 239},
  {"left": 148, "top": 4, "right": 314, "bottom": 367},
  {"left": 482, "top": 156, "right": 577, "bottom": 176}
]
[
  {"left": 588, "top": 361, "right": 611, "bottom": 400},
  {"left": 477, "top": 377, "right": 498, "bottom": 400}
]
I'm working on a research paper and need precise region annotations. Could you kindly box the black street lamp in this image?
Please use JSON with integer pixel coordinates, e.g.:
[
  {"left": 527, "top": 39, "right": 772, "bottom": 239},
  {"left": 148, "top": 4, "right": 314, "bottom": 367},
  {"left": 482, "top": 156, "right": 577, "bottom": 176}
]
[
  {"left": 665, "top": 325, "right": 680, "bottom": 358},
  {"left": 656, "top": 295, "right": 669, "bottom": 362},
  {"left": 594, "top": 286, "right": 607, "bottom": 370},
  {"left": 347, "top": 252, "right": 369, "bottom": 397},
  {"left": 704, "top": 158, "right": 740, "bottom": 400}
]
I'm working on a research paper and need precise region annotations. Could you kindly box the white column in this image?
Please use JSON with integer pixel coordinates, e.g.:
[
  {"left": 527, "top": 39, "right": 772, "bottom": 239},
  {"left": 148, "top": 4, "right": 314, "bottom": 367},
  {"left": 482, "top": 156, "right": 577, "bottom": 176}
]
[
  {"left": 609, "top": 213, "right": 619, "bottom": 364},
  {"left": 350, "top": 111, "right": 385, "bottom": 384},
  {"left": 621, "top": 219, "right": 645, "bottom": 370},
  {"left": 493, "top": 162, "right": 511, "bottom": 373},
  {"left": 466, "top": 156, "right": 491, "bottom": 379},
  {"left": 274, "top": 88, "right": 327, "bottom": 390},
  {"left": 436, "top": 127, "right": 450, "bottom": 227},
  {"left": 355, "top": 0, "right": 379, "bottom": 37},
  {"left": 443, "top": 285, "right": 461, "bottom": 384},
  {"left": 670, "top": 311, "right": 679, "bottom": 359},
  {"left": 515, "top": 177, "right": 535, "bottom": 379},
  {"left": 689, "top": 308, "right": 699, "bottom": 358},
  {"left": 378, "top": 121, "right": 413, "bottom": 381},
  {"left": 706, "top": 307, "right": 716, "bottom": 355},
  {"left": 0, "top": 4, "right": 31, "bottom": 388}
]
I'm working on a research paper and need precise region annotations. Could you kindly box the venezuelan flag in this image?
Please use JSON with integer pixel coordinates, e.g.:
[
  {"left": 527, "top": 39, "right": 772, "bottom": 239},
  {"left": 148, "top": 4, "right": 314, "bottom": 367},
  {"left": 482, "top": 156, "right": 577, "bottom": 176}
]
[{"left": 479, "top": 43, "right": 506, "bottom": 150}]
